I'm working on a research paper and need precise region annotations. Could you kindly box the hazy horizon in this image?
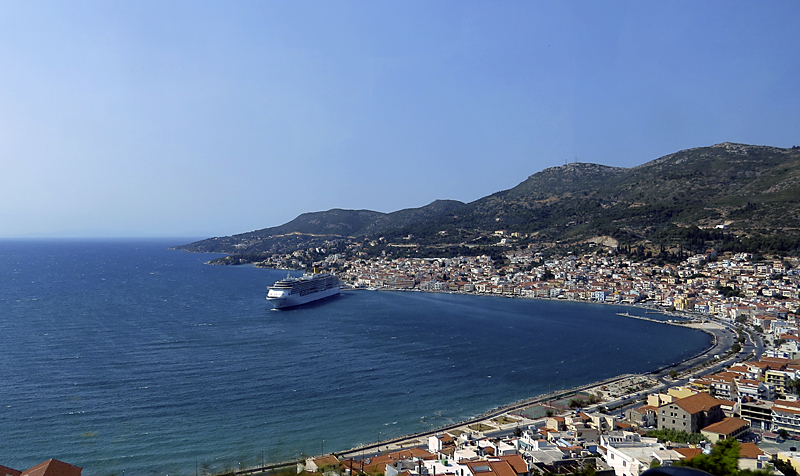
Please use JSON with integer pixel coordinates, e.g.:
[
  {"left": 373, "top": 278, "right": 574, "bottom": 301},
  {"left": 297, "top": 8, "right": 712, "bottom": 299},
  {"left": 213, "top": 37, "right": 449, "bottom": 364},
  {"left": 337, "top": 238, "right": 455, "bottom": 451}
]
[{"left": 2, "top": 1, "right": 798, "bottom": 238}]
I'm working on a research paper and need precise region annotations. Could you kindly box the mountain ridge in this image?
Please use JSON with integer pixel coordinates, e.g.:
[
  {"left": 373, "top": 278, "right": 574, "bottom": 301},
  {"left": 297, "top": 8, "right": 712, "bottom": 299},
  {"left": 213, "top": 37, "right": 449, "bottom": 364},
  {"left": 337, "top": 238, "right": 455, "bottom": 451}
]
[{"left": 177, "top": 142, "right": 800, "bottom": 258}]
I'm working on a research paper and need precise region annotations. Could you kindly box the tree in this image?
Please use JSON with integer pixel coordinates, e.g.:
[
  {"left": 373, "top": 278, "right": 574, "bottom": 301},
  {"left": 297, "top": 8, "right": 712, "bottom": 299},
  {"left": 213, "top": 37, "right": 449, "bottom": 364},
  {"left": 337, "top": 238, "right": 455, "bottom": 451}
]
[
  {"left": 646, "top": 428, "right": 706, "bottom": 445},
  {"left": 569, "top": 398, "right": 587, "bottom": 409},
  {"left": 674, "top": 438, "right": 771, "bottom": 476},
  {"left": 675, "top": 438, "right": 740, "bottom": 476},
  {"left": 773, "top": 458, "right": 798, "bottom": 476},
  {"left": 787, "top": 379, "right": 800, "bottom": 395}
]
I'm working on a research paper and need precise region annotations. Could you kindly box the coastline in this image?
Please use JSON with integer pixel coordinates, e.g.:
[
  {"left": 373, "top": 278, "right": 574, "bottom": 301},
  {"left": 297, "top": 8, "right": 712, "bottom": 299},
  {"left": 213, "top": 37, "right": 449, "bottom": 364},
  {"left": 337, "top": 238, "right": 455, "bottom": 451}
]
[
  {"left": 233, "top": 292, "right": 740, "bottom": 476},
  {"left": 329, "top": 307, "right": 735, "bottom": 459}
]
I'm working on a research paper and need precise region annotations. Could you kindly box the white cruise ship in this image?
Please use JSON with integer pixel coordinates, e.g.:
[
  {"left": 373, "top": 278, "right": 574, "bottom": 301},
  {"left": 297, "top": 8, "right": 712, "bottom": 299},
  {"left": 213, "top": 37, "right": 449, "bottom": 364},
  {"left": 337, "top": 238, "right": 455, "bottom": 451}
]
[{"left": 266, "top": 272, "right": 340, "bottom": 309}]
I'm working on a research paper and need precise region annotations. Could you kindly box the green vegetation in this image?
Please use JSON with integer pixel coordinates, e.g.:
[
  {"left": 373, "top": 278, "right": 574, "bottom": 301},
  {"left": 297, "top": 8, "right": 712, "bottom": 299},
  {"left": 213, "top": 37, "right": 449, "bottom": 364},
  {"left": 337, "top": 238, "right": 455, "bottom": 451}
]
[
  {"left": 569, "top": 398, "right": 587, "bottom": 409},
  {"left": 177, "top": 143, "right": 800, "bottom": 263},
  {"left": 669, "top": 370, "right": 679, "bottom": 379},
  {"left": 492, "top": 416, "right": 518, "bottom": 425},
  {"left": 773, "top": 459, "right": 798, "bottom": 476},
  {"left": 645, "top": 428, "right": 707, "bottom": 445},
  {"left": 717, "top": 286, "right": 742, "bottom": 298},
  {"left": 676, "top": 438, "right": 772, "bottom": 476},
  {"left": 468, "top": 423, "right": 494, "bottom": 432}
]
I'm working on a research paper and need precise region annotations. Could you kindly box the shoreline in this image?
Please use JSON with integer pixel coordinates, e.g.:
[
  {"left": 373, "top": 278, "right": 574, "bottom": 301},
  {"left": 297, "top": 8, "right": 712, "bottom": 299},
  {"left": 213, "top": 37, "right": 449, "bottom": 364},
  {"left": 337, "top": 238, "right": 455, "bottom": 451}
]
[{"left": 235, "top": 295, "right": 740, "bottom": 476}]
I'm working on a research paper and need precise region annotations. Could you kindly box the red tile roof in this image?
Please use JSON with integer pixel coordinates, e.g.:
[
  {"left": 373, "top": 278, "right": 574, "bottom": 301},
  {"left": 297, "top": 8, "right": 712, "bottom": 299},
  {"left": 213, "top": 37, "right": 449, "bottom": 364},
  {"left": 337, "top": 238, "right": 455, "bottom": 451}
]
[
  {"left": 738, "top": 442, "right": 765, "bottom": 459},
  {"left": 674, "top": 448, "right": 702, "bottom": 460},
  {"left": 0, "top": 465, "right": 21, "bottom": 476},
  {"left": 20, "top": 460, "right": 81, "bottom": 476},
  {"left": 498, "top": 455, "right": 528, "bottom": 475},
  {"left": 673, "top": 392, "right": 725, "bottom": 414}
]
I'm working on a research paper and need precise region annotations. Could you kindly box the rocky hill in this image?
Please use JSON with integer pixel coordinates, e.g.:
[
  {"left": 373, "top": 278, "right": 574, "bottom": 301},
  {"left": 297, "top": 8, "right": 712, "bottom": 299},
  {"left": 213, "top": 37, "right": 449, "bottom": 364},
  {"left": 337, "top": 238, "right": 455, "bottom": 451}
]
[{"left": 176, "top": 143, "right": 800, "bottom": 258}]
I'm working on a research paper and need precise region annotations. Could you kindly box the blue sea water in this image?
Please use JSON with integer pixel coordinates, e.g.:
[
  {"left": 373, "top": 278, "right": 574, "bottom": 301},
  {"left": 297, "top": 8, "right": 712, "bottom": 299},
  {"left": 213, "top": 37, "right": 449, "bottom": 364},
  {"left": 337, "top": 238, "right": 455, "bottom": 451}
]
[{"left": 0, "top": 239, "right": 710, "bottom": 476}]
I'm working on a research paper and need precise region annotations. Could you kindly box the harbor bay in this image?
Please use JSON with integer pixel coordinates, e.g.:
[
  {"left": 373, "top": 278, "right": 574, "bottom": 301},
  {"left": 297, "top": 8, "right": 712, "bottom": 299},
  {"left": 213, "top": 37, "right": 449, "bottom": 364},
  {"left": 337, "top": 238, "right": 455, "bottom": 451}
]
[{"left": 0, "top": 239, "right": 711, "bottom": 476}]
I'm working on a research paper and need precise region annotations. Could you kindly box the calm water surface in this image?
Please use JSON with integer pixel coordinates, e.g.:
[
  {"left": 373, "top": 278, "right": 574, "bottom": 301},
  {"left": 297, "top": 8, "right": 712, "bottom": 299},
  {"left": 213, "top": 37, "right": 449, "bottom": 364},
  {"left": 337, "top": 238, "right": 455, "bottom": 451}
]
[{"left": 0, "top": 239, "right": 710, "bottom": 476}]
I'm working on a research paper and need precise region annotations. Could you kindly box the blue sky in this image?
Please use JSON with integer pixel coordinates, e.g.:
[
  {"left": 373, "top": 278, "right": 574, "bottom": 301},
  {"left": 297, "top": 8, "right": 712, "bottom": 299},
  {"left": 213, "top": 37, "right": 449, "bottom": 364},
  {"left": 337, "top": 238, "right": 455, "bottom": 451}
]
[{"left": 1, "top": 1, "right": 798, "bottom": 238}]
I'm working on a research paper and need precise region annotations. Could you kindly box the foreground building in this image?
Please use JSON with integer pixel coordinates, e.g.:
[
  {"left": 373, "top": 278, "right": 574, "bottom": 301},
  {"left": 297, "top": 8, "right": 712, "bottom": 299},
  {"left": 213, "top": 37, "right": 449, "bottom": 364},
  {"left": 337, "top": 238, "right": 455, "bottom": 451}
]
[
  {"left": 0, "top": 460, "right": 81, "bottom": 476},
  {"left": 657, "top": 392, "right": 726, "bottom": 433}
]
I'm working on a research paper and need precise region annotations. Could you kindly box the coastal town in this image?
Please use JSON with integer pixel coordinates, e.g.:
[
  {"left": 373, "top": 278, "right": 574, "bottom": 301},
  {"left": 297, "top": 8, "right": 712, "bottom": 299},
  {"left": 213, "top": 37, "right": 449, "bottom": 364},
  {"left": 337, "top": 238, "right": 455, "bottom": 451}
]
[
  {"left": 13, "top": 247, "right": 800, "bottom": 476},
  {"left": 257, "top": 243, "right": 800, "bottom": 476},
  {"left": 259, "top": 236, "right": 800, "bottom": 319}
]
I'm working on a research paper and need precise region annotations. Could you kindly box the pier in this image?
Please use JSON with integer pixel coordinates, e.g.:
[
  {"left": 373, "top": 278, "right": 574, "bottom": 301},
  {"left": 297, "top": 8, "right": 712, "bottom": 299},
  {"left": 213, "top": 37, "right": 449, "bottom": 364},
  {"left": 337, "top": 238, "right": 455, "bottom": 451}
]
[{"left": 616, "top": 312, "right": 685, "bottom": 325}]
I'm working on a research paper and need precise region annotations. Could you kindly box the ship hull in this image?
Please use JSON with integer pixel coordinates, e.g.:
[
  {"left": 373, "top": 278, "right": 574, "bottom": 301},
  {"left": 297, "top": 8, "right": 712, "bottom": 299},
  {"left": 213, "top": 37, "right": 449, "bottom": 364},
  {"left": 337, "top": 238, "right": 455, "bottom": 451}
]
[
  {"left": 266, "top": 273, "right": 340, "bottom": 309},
  {"left": 267, "top": 285, "right": 340, "bottom": 309}
]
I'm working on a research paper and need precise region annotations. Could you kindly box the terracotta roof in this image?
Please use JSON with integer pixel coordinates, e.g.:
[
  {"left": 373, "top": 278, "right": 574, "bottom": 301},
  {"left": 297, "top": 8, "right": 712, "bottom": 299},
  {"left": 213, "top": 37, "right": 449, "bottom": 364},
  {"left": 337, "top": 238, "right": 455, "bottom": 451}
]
[
  {"left": 20, "top": 460, "right": 81, "bottom": 476},
  {"left": 0, "top": 465, "right": 21, "bottom": 476},
  {"left": 498, "top": 455, "right": 528, "bottom": 475},
  {"left": 701, "top": 417, "right": 749, "bottom": 435},
  {"left": 313, "top": 455, "right": 340, "bottom": 469},
  {"left": 775, "top": 400, "right": 800, "bottom": 410},
  {"left": 738, "top": 442, "right": 765, "bottom": 459},
  {"left": 404, "top": 448, "right": 433, "bottom": 458},
  {"left": 672, "top": 392, "right": 724, "bottom": 414},
  {"left": 489, "top": 461, "right": 518, "bottom": 476},
  {"left": 674, "top": 448, "right": 702, "bottom": 460}
]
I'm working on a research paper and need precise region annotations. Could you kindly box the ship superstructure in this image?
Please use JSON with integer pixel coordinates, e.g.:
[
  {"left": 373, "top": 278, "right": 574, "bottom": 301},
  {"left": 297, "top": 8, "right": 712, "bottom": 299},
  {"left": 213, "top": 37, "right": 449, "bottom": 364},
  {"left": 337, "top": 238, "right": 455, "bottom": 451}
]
[{"left": 266, "top": 272, "right": 340, "bottom": 309}]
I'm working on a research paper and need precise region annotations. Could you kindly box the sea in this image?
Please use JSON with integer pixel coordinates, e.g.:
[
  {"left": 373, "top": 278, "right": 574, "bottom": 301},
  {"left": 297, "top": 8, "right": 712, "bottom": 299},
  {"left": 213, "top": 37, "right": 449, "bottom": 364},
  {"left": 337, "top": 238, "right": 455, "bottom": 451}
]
[{"left": 0, "top": 239, "right": 710, "bottom": 476}]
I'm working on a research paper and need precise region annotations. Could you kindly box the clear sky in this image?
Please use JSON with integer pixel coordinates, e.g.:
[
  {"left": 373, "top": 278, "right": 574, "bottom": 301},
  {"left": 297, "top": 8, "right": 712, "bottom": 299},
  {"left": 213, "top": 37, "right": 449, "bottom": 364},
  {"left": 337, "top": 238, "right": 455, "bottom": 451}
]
[{"left": 1, "top": 1, "right": 798, "bottom": 238}]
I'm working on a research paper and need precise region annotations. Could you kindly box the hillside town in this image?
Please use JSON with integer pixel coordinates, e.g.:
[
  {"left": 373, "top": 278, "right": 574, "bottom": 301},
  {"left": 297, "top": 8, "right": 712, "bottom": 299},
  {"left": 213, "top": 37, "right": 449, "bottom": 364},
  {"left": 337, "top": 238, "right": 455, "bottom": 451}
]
[
  {"left": 23, "top": 248, "right": 800, "bottom": 476},
  {"left": 291, "top": 340, "right": 800, "bottom": 476},
  {"left": 259, "top": 244, "right": 800, "bottom": 476},
  {"left": 264, "top": 238, "right": 800, "bottom": 320}
]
